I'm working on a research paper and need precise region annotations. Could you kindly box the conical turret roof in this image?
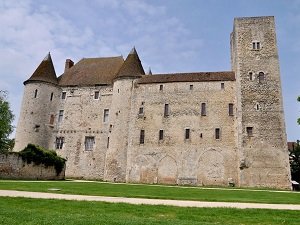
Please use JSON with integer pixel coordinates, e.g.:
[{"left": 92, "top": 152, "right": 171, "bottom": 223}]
[
  {"left": 24, "top": 53, "right": 58, "bottom": 85},
  {"left": 115, "top": 47, "right": 145, "bottom": 79}
]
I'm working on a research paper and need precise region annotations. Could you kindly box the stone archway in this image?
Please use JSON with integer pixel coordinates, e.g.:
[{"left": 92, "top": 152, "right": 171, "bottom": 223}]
[
  {"left": 157, "top": 155, "right": 177, "bottom": 184},
  {"left": 129, "top": 155, "right": 155, "bottom": 184},
  {"left": 197, "top": 149, "right": 225, "bottom": 186}
]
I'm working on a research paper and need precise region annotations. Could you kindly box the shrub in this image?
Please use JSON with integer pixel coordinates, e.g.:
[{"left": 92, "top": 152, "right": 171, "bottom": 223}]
[{"left": 18, "top": 144, "right": 66, "bottom": 175}]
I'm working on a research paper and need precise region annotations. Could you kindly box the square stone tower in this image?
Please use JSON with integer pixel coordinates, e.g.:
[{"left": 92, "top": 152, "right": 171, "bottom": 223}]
[{"left": 231, "top": 16, "right": 291, "bottom": 188}]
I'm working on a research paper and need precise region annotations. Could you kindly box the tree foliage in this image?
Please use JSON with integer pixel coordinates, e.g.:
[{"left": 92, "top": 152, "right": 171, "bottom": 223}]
[
  {"left": 290, "top": 141, "right": 300, "bottom": 182},
  {"left": 0, "top": 91, "right": 14, "bottom": 152}
]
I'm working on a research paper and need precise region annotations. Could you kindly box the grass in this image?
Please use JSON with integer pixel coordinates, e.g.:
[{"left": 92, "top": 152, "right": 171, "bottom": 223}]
[
  {"left": 1, "top": 179, "right": 300, "bottom": 204},
  {"left": 0, "top": 196, "right": 300, "bottom": 225}
]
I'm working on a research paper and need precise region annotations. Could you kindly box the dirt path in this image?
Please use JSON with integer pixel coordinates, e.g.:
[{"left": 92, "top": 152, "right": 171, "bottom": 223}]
[{"left": 1, "top": 190, "right": 300, "bottom": 210}]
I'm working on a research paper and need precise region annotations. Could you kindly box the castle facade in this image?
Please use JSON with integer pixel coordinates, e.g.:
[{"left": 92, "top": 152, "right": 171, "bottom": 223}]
[{"left": 14, "top": 16, "right": 291, "bottom": 188}]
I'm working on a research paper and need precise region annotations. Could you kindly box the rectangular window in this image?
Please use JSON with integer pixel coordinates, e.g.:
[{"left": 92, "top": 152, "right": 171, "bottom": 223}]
[
  {"left": 229, "top": 103, "right": 234, "bottom": 116},
  {"left": 49, "top": 114, "right": 55, "bottom": 125},
  {"left": 34, "top": 89, "right": 38, "bottom": 98},
  {"left": 185, "top": 128, "right": 190, "bottom": 140},
  {"left": 215, "top": 128, "right": 220, "bottom": 140},
  {"left": 58, "top": 110, "right": 64, "bottom": 123},
  {"left": 94, "top": 91, "right": 99, "bottom": 99},
  {"left": 246, "top": 127, "right": 253, "bottom": 137},
  {"left": 201, "top": 103, "right": 206, "bottom": 116},
  {"left": 107, "top": 137, "right": 110, "bottom": 148},
  {"left": 221, "top": 83, "right": 225, "bottom": 90},
  {"left": 61, "top": 92, "right": 66, "bottom": 99},
  {"left": 140, "top": 130, "right": 145, "bottom": 144},
  {"left": 139, "top": 107, "right": 144, "bottom": 115},
  {"left": 257, "top": 42, "right": 260, "bottom": 49},
  {"left": 159, "top": 85, "right": 163, "bottom": 91},
  {"left": 50, "top": 93, "right": 53, "bottom": 101},
  {"left": 85, "top": 137, "right": 94, "bottom": 150},
  {"left": 159, "top": 130, "right": 164, "bottom": 140},
  {"left": 103, "top": 109, "right": 109, "bottom": 123},
  {"left": 55, "top": 137, "right": 64, "bottom": 149},
  {"left": 189, "top": 85, "right": 193, "bottom": 90},
  {"left": 249, "top": 72, "right": 253, "bottom": 81},
  {"left": 164, "top": 104, "right": 169, "bottom": 117}
]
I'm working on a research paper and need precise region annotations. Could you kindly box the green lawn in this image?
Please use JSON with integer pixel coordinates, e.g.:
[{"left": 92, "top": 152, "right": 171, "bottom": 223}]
[
  {"left": 1, "top": 180, "right": 300, "bottom": 204},
  {"left": 0, "top": 196, "right": 300, "bottom": 225}
]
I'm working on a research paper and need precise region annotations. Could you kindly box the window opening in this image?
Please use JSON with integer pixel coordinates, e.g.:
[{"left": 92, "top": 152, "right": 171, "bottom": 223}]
[
  {"left": 58, "top": 110, "right": 64, "bottom": 123},
  {"left": 201, "top": 103, "right": 206, "bottom": 116},
  {"left": 139, "top": 107, "right": 144, "bottom": 115},
  {"left": 215, "top": 128, "right": 220, "bottom": 140},
  {"left": 55, "top": 137, "right": 64, "bottom": 149},
  {"left": 107, "top": 137, "right": 110, "bottom": 148},
  {"left": 94, "top": 91, "right": 99, "bottom": 99},
  {"left": 140, "top": 130, "right": 145, "bottom": 144},
  {"left": 258, "top": 72, "right": 264, "bottom": 83},
  {"left": 221, "top": 83, "right": 225, "bottom": 90},
  {"left": 85, "top": 136, "right": 94, "bottom": 150},
  {"left": 50, "top": 114, "right": 55, "bottom": 125},
  {"left": 252, "top": 42, "right": 260, "bottom": 50},
  {"left": 159, "top": 130, "right": 164, "bottom": 140},
  {"left": 159, "top": 85, "right": 163, "bottom": 91},
  {"left": 229, "top": 103, "right": 234, "bottom": 116},
  {"left": 61, "top": 92, "right": 66, "bottom": 99},
  {"left": 50, "top": 93, "right": 53, "bottom": 101},
  {"left": 164, "top": 104, "right": 169, "bottom": 117},
  {"left": 246, "top": 127, "right": 253, "bottom": 137},
  {"left": 190, "top": 85, "right": 193, "bottom": 90},
  {"left": 249, "top": 72, "right": 253, "bottom": 81},
  {"left": 103, "top": 109, "right": 109, "bottom": 122},
  {"left": 185, "top": 128, "right": 190, "bottom": 140},
  {"left": 34, "top": 89, "right": 38, "bottom": 98}
]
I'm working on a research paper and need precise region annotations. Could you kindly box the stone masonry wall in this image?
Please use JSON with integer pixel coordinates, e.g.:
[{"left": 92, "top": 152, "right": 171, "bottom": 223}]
[{"left": 0, "top": 153, "right": 65, "bottom": 180}]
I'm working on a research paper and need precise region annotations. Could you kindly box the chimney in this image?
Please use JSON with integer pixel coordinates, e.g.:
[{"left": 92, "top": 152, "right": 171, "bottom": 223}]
[{"left": 64, "top": 59, "right": 74, "bottom": 72}]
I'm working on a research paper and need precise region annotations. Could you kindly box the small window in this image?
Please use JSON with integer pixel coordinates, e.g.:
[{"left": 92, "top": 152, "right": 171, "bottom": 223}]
[
  {"left": 107, "top": 137, "right": 110, "bottom": 148},
  {"left": 50, "top": 93, "right": 53, "bottom": 101},
  {"left": 252, "top": 42, "right": 260, "bottom": 50},
  {"left": 34, "top": 89, "right": 38, "bottom": 98},
  {"left": 258, "top": 72, "right": 264, "bottom": 83},
  {"left": 85, "top": 137, "right": 95, "bottom": 150},
  {"left": 221, "top": 83, "right": 225, "bottom": 90},
  {"left": 246, "top": 127, "right": 253, "bottom": 137},
  {"left": 139, "top": 107, "right": 144, "bottom": 115},
  {"left": 103, "top": 109, "right": 109, "bottom": 123},
  {"left": 257, "top": 42, "right": 260, "bottom": 49},
  {"left": 159, "top": 85, "right": 163, "bottom": 91},
  {"left": 189, "top": 85, "right": 193, "bottom": 90},
  {"left": 61, "top": 92, "right": 66, "bottom": 99},
  {"left": 140, "top": 130, "right": 145, "bottom": 144},
  {"left": 164, "top": 104, "right": 169, "bottom": 117},
  {"left": 215, "top": 128, "right": 220, "bottom": 140},
  {"left": 58, "top": 110, "right": 64, "bottom": 123},
  {"left": 229, "top": 103, "right": 234, "bottom": 116},
  {"left": 55, "top": 137, "right": 64, "bottom": 149},
  {"left": 94, "top": 91, "right": 99, "bottom": 99},
  {"left": 185, "top": 128, "right": 190, "bottom": 140},
  {"left": 249, "top": 72, "right": 253, "bottom": 81},
  {"left": 159, "top": 130, "right": 164, "bottom": 140},
  {"left": 49, "top": 114, "right": 55, "bottom": 125},
  {"left": 201, "top": 103, "right": 206, "bottom": 116}
]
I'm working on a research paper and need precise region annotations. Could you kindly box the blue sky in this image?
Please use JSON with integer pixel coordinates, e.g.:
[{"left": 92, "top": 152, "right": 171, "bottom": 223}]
[{"left": 0, "top": 0, "right": 299, "bottom": 141}]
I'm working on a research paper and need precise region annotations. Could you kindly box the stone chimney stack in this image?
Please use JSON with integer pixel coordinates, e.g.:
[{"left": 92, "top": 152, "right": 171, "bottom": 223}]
[{"left": 64, "top": 59, "right": 74, "bottom": 72}]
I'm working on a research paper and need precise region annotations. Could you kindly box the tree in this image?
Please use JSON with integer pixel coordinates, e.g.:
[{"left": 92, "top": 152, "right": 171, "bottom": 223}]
[
  {"left": 298, "top": 96, "right": 300, "bottom": 125},
  {"left": 0, "top": 91, "right": 15, "bottom": 152},
  {"left": 290, "top": 141, "right": 300, "bottom": 182}
]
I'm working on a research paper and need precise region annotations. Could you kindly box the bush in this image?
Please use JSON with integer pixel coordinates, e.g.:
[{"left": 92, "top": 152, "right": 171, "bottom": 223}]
[{"left": 18, "top": 144, "right": 66, "bottom": 175}]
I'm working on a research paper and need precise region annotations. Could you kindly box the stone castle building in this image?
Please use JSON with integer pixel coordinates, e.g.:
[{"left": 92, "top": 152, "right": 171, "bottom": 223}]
[{"left": 14, "top": 16, "right": 291, "bottom": 189}]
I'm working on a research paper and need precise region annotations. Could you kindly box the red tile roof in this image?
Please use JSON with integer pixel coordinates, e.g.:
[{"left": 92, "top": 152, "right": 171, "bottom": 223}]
[{"left": 137, "top": 71, "right": 235, "bottom": 84}]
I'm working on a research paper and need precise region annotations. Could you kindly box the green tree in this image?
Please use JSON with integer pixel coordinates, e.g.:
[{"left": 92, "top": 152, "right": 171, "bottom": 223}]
[
  {"left": 290, "top": 141, "right": 300, "bottom": 182},
  {"left": 0, "top": 91, "right": 15, "bottom": 152}
]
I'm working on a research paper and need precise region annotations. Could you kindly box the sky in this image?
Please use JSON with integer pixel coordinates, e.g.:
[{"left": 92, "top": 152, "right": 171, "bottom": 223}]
[{"left": 0, "top": 0, "right": 300, "bottom": 141}]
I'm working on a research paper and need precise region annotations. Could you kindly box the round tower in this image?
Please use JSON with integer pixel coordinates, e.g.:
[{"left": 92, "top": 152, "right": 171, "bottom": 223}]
[
  {"left": 14, "top": 53, "right": 60, "bottom": 151},
  {"left": 104, "top": 47, "right": 145, "bottom": 182}
]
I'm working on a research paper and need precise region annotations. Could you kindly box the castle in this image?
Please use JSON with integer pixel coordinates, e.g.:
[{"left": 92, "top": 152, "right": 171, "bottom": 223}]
[{"left": 14, "top": 16, "right": 291, "bottom": 189}]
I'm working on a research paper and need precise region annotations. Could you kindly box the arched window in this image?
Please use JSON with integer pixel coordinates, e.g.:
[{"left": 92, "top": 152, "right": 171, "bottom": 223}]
[
  {"left": 34, "top": 89, "right": 38, "bottom": 98},
  {"left": 258, "top": 72, "right": 265, "bottom": 83}
]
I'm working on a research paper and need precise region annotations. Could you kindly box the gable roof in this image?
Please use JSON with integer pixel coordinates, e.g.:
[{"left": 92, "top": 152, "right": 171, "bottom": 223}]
[
  {"left": 59, "top": 56, "right": 124, "bottom": 86},
  {"left": 137, "top": 71, "right": 235, "bottom": 84},
  {"left": 115, "top": 47, "right": 145, "bottom": 79},
  {"left": 24, "top": 53, "right": 58, "bottom": 85}
]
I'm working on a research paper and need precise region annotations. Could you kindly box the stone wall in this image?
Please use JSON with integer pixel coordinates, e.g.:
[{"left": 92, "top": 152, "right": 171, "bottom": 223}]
[{"left": 0, "top": 153, "right": 65, "bottom": 180}]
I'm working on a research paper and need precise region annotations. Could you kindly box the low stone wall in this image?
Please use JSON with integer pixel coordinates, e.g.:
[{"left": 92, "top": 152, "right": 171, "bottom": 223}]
[{"left": 0, "top": 153, "right": 65, "bottom": 180}]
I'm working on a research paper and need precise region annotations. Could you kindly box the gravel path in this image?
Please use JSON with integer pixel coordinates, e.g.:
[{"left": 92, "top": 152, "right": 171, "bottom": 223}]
[{"left": 1, "top": 190, "right": 300, "bottom": 210}]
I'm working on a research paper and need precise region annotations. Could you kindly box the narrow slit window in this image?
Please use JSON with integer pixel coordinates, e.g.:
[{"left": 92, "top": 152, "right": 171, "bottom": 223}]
[
  {"left": 201, "top": 103, "right": 206, "bottom": 116},
  {"left": 258, "top": 72, "right": 264, "bottom": 83},
  {"left": 185, "top": 128, "right": 190, "bottom": 140},
  {"left": 215, "top": 128, "right": 220, "bottom": 140},
  {"left": 159, "top": 130, "right": 164, "bottom": 140},
  {"left": 107, "top": 137, "right": 110, "bottom": 148},
  {"left": 229, "top": 103, "right": 234, "bottom": 116},
  {"left": 94, "top": 91, "right": 99, "bottom": 99},
  {"left": 164, "top": 104, "right": 169, "bottom": 117},
  {"left": 61, "top": 92, "right": 66, "bottom": 100},
  {"left": 34, "top": 89, "right": 38, "bottom": 98},
  {"left": 50, "top": 92, "right": 53, "bottom": 101},
  {"left": 159, "top": 85, "right": 163, "bottom": 91},
  {"left": 103, "top": 109, "right": 109, "bottom": 123},
  {"left": 140, "top": 130, "right": 145, "bottom": 144},
  {"left": 249, "top": 72, "right": 253, "bottom": 81},
  {"left": 139, "top": 107, "right": 144, "bottom": 115}
]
